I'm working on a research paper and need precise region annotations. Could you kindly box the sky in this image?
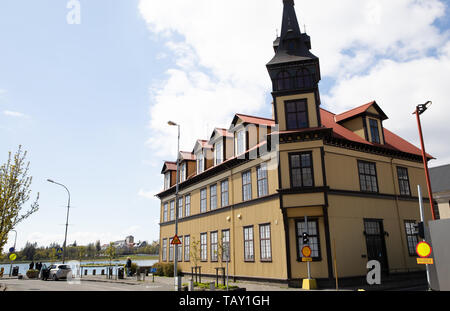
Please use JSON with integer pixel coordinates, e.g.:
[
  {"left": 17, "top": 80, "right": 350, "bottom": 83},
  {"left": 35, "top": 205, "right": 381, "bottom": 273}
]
[{"left": 1, "top": 0, "right": 449, "bottom": 250}]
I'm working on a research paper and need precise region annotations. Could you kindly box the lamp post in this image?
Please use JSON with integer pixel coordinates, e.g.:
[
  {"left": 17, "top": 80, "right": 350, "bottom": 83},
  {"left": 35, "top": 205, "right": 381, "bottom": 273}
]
[
  {"left": 413, "top": 101, "right": 436, "bottom": 220},
  {"left": 8, "top": 229, "right": 17, "bottom": 277},
  {"left": 47, "top": 179, "right": 71, "bottom": 263},
  {"left": 168, "top": 120, "right": 181, "bottom": 291}
]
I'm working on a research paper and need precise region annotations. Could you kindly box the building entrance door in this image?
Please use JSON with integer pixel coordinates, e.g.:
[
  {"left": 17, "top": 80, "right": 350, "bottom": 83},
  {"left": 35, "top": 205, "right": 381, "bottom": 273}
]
[{"left": 364, "top": 219, "right": 389, "bottom": 274}]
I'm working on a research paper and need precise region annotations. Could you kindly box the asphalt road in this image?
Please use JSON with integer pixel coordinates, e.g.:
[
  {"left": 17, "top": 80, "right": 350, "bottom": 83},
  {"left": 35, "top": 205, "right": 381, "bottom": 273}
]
[{"left": 1, "top": 278, "right": 168, "bottom": 291}]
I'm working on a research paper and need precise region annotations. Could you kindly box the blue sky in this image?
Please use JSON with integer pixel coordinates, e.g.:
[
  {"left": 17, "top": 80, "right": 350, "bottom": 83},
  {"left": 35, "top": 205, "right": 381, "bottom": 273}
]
[{"left": 1, "top": 0, "right": 450, "bottom": 249}]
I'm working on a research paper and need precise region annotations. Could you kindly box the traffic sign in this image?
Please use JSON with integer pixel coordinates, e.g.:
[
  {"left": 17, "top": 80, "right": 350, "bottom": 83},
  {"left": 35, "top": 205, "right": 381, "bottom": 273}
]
[
  {"left": 301, "top": 245, "right": 312, "bottom": 258},
  {"left": 417, "top": 258, "right": 434, "bottom": 265},
  {"left": 416, "top": 242, "right": 432, "bottom": 258},
  {"left": 9, "top": 253, "right": 17, "bottom": 261},
  {"left": 56, "top": 247, "right": 63, "bottom": 254},
  {"left": 302, "top": 257, "right": 313, "bottom": 262},
  {"left": 171, "top": 235, "right": 182, "bottom": 245},
  {"left": 9, "top": 247, "right": 15, "bottom": 253}
]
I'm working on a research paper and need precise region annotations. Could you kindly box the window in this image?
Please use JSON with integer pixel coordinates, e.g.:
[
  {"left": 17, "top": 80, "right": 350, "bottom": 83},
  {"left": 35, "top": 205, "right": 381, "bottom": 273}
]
[
  {"left": 243, "top": 226, "right": 254, "bottom": 261},
  {"left": 242, "top": 170, "right": 252, "bottom": 201},
  {"left": 215, "top": 141, "right": 223, "bottom": 165},
  {"left": 200, "top": 233, "right": 207, "bottom": 261},
  {"left": 169, "top": 238, "right": 174, "bottom": 262},
  {"left": 296, "top": 68, "right": 313, "bottom": 89},
  {"left": 163, "top": 203, "right": 168, "bottom": 222},
  {"left": 197, "top": 153, "right": 204, "bottom": 174},
  {"left": 169, "top": 200, "right": 175, "bottom": 220},
  {"left": 397, "top": 167, "right": 411, "bottom": 196},
  {"left": 210, "top": 184, "right": 217, "bottom": 210},
  {"left": 200, "top": 188, "right": 207, "bottom": 213},
  {"left": 404, "top": 221, "right": 419, "bottom": 256},
  {"left": 257, "top": 163, "right": 268, "bottom": 197},
  {"left": 276, "top": 71, "right": 291, "bottom": 91},
  {"left": 236, "top": 130, "right": 246, "bottom": 156},
  {"left": 358, "top": 161, "right": 378, "bottom": 193},
  {"left": 210, "top": 231, "right": 218, "bottom": 262},
  {"left": 177, "top": 236, "right": 183, "bottom": 262},
  {"left": 162, "top": 238, "right": 167, "bottom": 261},
  {"left": 369, "top": 119, "right": 381, "bottom": 144},
  {"left": 164, "top": 173, "right": 170, "bottom": 190},
  {"left": 259, "top": 224, "right": 272, "bottom": 261},
  {"left": 221, "top": 179, "right": 229, "bottom": 207},
  {"left": 181, "top": 162, "right": 186, "bottom": 182},
  {"left": 178, "top": 197, "right": 183, "bottom": 219},
  {"left": 286, "top": 99, "right": 308, "bottom": 130},
  {"left": 185, "top": 194, "right": 191, "bottom": 217},
  {"left": 222, "top": 229, "right": 230, "bottom": 262},
  {"left": 290, "top": 152, "right": 313, "bottom": 188},
  {"left": 296, "top": 219, "right": 320, "bottom": 260},
  {"left": 184, "top": 235, "right": 190, "bottom": 261}
]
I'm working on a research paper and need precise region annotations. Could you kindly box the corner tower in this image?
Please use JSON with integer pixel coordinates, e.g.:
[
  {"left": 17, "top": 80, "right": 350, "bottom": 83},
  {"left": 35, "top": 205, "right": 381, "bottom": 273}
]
[{"left": 267, "top": 0, "right": 322, "bottom": 131}]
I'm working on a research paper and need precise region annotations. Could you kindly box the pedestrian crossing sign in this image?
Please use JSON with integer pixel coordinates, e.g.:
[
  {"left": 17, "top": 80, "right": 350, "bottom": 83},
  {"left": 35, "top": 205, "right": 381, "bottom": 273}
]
[{"left": 171, "top": 235, "right": 182, "bottom": 245}]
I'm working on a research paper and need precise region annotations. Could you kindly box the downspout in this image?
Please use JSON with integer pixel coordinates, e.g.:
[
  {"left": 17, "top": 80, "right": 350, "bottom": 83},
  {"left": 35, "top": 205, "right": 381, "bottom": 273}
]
[
  {"left": 390, "top": 158, "right": 408, "bottom": 270},
  {"left": 229, "top": 169, "right": 236, "bottom": 281}
]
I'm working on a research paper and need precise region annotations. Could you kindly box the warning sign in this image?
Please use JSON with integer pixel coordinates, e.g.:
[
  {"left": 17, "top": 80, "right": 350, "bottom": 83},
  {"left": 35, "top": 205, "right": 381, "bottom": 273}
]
[{"left": 171, "top": 235, "right": 182, "bottom": 245}]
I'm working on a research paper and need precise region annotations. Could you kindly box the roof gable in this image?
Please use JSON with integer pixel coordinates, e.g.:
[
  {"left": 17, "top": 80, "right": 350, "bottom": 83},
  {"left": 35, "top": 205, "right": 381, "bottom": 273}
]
[{"left": 334, "top": 101, "right": 388, "bottom": 123}]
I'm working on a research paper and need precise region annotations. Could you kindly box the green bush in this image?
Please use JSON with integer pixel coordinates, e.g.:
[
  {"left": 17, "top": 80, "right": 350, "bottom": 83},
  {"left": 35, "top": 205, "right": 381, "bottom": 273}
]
[
  {"left": 151, "top": 262, "right": 181, "bottom": 277},
  {"left": 26, "top": 269, "right": 39, "bottom": 279}
]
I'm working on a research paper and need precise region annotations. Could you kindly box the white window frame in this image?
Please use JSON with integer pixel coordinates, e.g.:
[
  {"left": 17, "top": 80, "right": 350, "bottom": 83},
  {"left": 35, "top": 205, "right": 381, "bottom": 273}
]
[
  {"left": 164, "top": 172, "right": 170, "bottom": 190},
  {"left": 236, "top": 129, "right": 245, "bottom": 156},
  {"left": 215, "top": 140, "right": 223, "bottom": 165}
]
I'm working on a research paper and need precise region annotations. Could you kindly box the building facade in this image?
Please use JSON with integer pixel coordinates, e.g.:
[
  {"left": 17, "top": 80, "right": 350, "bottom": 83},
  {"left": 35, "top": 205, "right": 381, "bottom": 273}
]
[
  {"left": 156, "top": 0, "right": 433, "bottom": 285},
  {"left": 430, "top": 164, "right": 450, "bottom": 219}
]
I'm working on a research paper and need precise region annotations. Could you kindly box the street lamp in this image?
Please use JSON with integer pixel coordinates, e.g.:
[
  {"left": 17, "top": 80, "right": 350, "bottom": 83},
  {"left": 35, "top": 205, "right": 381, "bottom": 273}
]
[
  {"left": 168, "top": 120, "right": 181, "bottom": 291},
  {"left": 413, "top": 101, "right": 436, "bottom": 220},
  {"left": 47, "top": 179, "right": 71, "bottom": 263},
  {"left": 8, "top": 229, "right": 17, "bottom": 277}
]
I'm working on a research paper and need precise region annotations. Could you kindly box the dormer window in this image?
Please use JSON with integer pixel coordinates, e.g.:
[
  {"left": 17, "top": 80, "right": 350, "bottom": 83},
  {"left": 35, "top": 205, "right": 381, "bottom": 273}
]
[
  {"left": 369, "top": 119, "right": 381, "bottom": 144},
  {"left": 236, "top": 129, "right": 246, "bottom": 156},
  {"left": 215, "top": 140, "right": 223, "bottom": 165},
  {"left": 164, "top": 172, "right": 170, "bottom": 190},
  {"left": 197, "top": 152, "right": 204, "bottom": 174},
  {"left": 180, "top": 162, "right": 186, "bottom": 182},
  {"left": 286, "top": 99, "right": 308, "bottom": 130}
]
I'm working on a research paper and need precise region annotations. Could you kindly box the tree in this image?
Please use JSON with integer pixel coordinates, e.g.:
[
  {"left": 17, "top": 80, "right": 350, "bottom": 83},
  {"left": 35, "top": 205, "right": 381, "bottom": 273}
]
[
  {"left": 105, "top": 242, "right": 116, "bottom": 266},
  {"left": 95, "top": 240, "right": 101, "bottom": 255},
  {"left": 0, "top": 146, "right": 39, "bottom": 253}
]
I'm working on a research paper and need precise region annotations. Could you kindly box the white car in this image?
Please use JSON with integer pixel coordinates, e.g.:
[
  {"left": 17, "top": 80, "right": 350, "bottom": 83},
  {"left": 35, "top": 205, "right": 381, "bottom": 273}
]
[{"left": 48, "top": 264, "right": 72, "bottom": 281}]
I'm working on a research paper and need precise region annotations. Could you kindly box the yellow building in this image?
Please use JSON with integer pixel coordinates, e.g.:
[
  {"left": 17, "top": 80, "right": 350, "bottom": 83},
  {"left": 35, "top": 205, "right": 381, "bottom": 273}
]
[{"left": 156, "top": 0, "right": 433, "bottom": 286}]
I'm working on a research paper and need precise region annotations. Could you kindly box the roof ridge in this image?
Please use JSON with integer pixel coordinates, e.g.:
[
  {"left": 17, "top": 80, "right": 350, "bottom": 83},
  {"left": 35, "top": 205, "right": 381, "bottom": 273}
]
[
  {"left": 335, "top": 101, "right": 375, "bottom": 117},
  {"left": 236, "top": 113, "right": 275, "bottom": 121}
]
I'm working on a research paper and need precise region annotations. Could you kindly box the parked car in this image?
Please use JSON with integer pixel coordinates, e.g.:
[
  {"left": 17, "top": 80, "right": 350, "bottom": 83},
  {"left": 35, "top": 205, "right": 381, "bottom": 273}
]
[{"left": 48, "top": 264, "right": 72, "bottom": 281}]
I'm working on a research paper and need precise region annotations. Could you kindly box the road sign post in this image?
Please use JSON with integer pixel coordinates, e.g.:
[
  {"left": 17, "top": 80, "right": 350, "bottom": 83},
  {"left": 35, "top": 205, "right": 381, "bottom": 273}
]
[{"left": 417, "top": 185, "right": 432, "bottom": 290}]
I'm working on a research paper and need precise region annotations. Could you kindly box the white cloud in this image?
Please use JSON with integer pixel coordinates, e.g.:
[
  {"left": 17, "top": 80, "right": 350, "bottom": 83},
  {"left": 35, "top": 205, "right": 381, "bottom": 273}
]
[
  {"left": 138, "top": 0, "right": 449, "bottom": 165},
  {"left": 3, "top": 110, "right": 28, "bottom": 118},
  {"left": 323, "top": 42, "right": 450, "bottom": 166}
]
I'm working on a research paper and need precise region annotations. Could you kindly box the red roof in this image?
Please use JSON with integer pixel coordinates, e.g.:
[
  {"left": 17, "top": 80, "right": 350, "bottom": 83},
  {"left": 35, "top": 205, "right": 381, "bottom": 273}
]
[
  {"left": 161, "top": 161, "right": 177, "bottom": 173},
  {"left": 197, "top": 139, "right": 213, "bottom": 149},
  {"left": 235, "top": 113, "right": 275, "bottom": 127},
  {"left": 321, "top": 108, "right": 430, "bottom": 158},
  {"left": 180, "top": 151, "right": 196, "bottom": 161},
  {"left": 334, "top": 101, "right": 387, "bottom": 123},
  {"left": 215, "top": 128, "right": 234, "bottom": 138}
]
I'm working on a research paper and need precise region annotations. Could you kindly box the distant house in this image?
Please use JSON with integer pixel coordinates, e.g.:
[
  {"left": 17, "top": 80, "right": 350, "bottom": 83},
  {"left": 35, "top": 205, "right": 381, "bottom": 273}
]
[
  {"left": 111, "top": 235, "right": 135, "bottom": 249},
  {"left": 430, "top": 164, "right": 450, "bottom": 219}
]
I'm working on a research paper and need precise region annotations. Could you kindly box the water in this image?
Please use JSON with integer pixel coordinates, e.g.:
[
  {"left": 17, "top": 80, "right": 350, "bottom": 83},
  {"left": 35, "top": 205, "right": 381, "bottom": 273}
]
[{"left": 0, "top": 259, "right": 158, "bottom": 276}]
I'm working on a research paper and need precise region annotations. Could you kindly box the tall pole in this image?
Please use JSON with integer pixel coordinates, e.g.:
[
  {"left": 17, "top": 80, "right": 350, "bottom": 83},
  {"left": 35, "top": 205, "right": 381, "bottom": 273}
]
[
  {"left": 418, "top": 185, "right": 431, "bottom": 290},
  {"left": 8, "top": 229, "right": 17, "bottom": 277},
  {"left": 169, "top": 122, "right": 181, "bottom": 291},
  {"left": 47, "top": 179, "right": 71, "bottom": 264},
  {"left": 414, "top": 104, "right": 436, "bottom": 220}
]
